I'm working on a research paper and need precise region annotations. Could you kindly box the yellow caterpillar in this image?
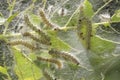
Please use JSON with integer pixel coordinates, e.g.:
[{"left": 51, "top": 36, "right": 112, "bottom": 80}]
[
  {"left": 77, "top": 5, "right": 92, "bottom": 50},
  {"left": 49, "top": 49, "right": 80, "bottom": 65}
]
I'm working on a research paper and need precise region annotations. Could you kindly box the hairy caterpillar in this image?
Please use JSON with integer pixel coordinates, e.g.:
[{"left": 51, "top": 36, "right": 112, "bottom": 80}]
[
  {"left": 77, "top": 5, "right": 92, "bottom": 50},
  {"left": 49, "top": 49, "right": 80, "bottom": 65},
  {"left": 37, "top": 56, "right": 63, "bottom": 69},
  {"left": 22, "top": 32, "right": 51, "bottom": 45},
  {"left": 39, "top": 8, "right": 60, "bottom": 30},
  {"left": 24, "top": 15, "right": 51, "bottom": 45},
  {"left": 42, "top": 69, "right": 57, "bottom": 80},
  {"left": 24, "top": 15, "right": 43, "bottom": 35},
  {"left": 85, "top": 18, "right": 92, "bottom": 50},
  {"left": 8, "top": 40, "right": 36, "bottom": 50}
]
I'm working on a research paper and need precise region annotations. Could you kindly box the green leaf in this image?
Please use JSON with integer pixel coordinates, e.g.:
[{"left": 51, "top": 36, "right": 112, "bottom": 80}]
[
  {"left": 6, "top": 12, "right": 19, "bottom": 24},
  {"left": 83, "top": 0, "right": 94, "bottom": 18},
  {"left": 29, "top": 14, "right": 41, "bottom": 27},
  {"left": 91, "top": 36, "right": 115, "bottom": 54},
  {"left": 77, "top": 11, "right": 115, "bottom": 53},
  {"left": 48, "top": 31, "right": 71, "bottom": 51},
  {"left": 12, "top": 48, "right": 42, "bottom": 80},
  {"left": 111, "top": 9, "right": 120, "bottom": 22},
  {"left": 50, "top": 35, "right": 71, "bottom": 51},
  {"left": 0, "top": 66, "right": 8, "bottom": 75}
]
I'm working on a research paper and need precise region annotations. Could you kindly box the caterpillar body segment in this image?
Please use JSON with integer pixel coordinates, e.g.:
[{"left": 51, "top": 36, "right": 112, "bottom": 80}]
[
  {"left": 8, "top": 40, "right": 36, "bottom": 50},
  {"left": 37, "top": 56, "right": 63, "bottom": 69},
  {"left": 49, "top": 49, "right": 80, "bottom": 65}
]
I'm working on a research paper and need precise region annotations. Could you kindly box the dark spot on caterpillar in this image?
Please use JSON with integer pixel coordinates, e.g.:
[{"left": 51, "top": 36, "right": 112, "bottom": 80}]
[
  {"left": 79, "top": 19, "right": 82, "bottom": 22},
  {"left": 90, "top": 34, "right": 93, "bottom": 37},
  {"left": 79, "top": 32, "right": 84, "bottom": 40}
]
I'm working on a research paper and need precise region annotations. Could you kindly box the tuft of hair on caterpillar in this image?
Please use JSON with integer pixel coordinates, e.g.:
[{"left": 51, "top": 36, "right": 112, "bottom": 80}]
[
  {"left": 49, "top": 49, "right": 80, "bottom": 65},
  {"left": 37, "top": 56, "right": 63, "bottom": 69}
]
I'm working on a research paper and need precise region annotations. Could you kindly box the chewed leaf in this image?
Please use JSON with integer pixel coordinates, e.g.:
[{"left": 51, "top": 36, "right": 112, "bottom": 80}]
[
  {"left": 83, "top": 0, "right": 94, "bottom": 18},
  {"left": 111, "top": 9, "right": 120, "bottom": 22}
]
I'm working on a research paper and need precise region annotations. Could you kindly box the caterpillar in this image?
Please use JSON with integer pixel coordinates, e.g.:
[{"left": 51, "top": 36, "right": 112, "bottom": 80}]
[
  {"left": 42, "top": 69, "right": 57, "bottom": 80},
  {"left": 49, "top": 49, "right": 80, "bottom": 65},
  {"left": 39, "top": 8, "right": 60, "bottom": 30},
  {"left": 8, "top": 40, "right": 36, "bottom": 50},
  {"left": 24, "top": 15, "right": 51, "bottom": 45},
  {"left": 85, "top": 18, "right": 92, "bottom": 50},
  {"left": 24, "top": 15, "right": 43, "bottom": 35},
  {"left": 37, "top": 56, "right": 63, "bottom": 69},
  {"left": 77, "top": 5, "right": 92, "bottom": 50},
  {"left": 22, "top": 32, "right": 51, "bottom": 45},
  {"left": 23, "top": 32, "right": 41, "bottom": 42}
]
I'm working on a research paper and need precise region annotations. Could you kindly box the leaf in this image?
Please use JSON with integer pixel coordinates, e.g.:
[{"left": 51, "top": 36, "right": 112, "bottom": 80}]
[
  {"left": 47, "top": 31, "right": 71, "bottom": 51},
  {"left": 111, "top": 9, "right": 120, "bottom": 22},
  {"left": 50, "top": 35, "right": 71, "bottom": 51},
  {"left": 6, "top": 12, "right": 19, "bottom": 24},
  {"left": 77, "top": 9, "right": 115, "bottom": 53},
  {"left": 0, "top": 66, "right": 8, "bottom": 75},
  {"left": 12, "top": 48, "right": 42, "bottom": 80},
  {"left": 83, "top": 0, "right": 94, "bottom": 18},
  {"left": 91, "top": 36, "right": 116, "bottom": 54},
  {"left": 29, "top": 14, "right": 41, "bottom": 27}
]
